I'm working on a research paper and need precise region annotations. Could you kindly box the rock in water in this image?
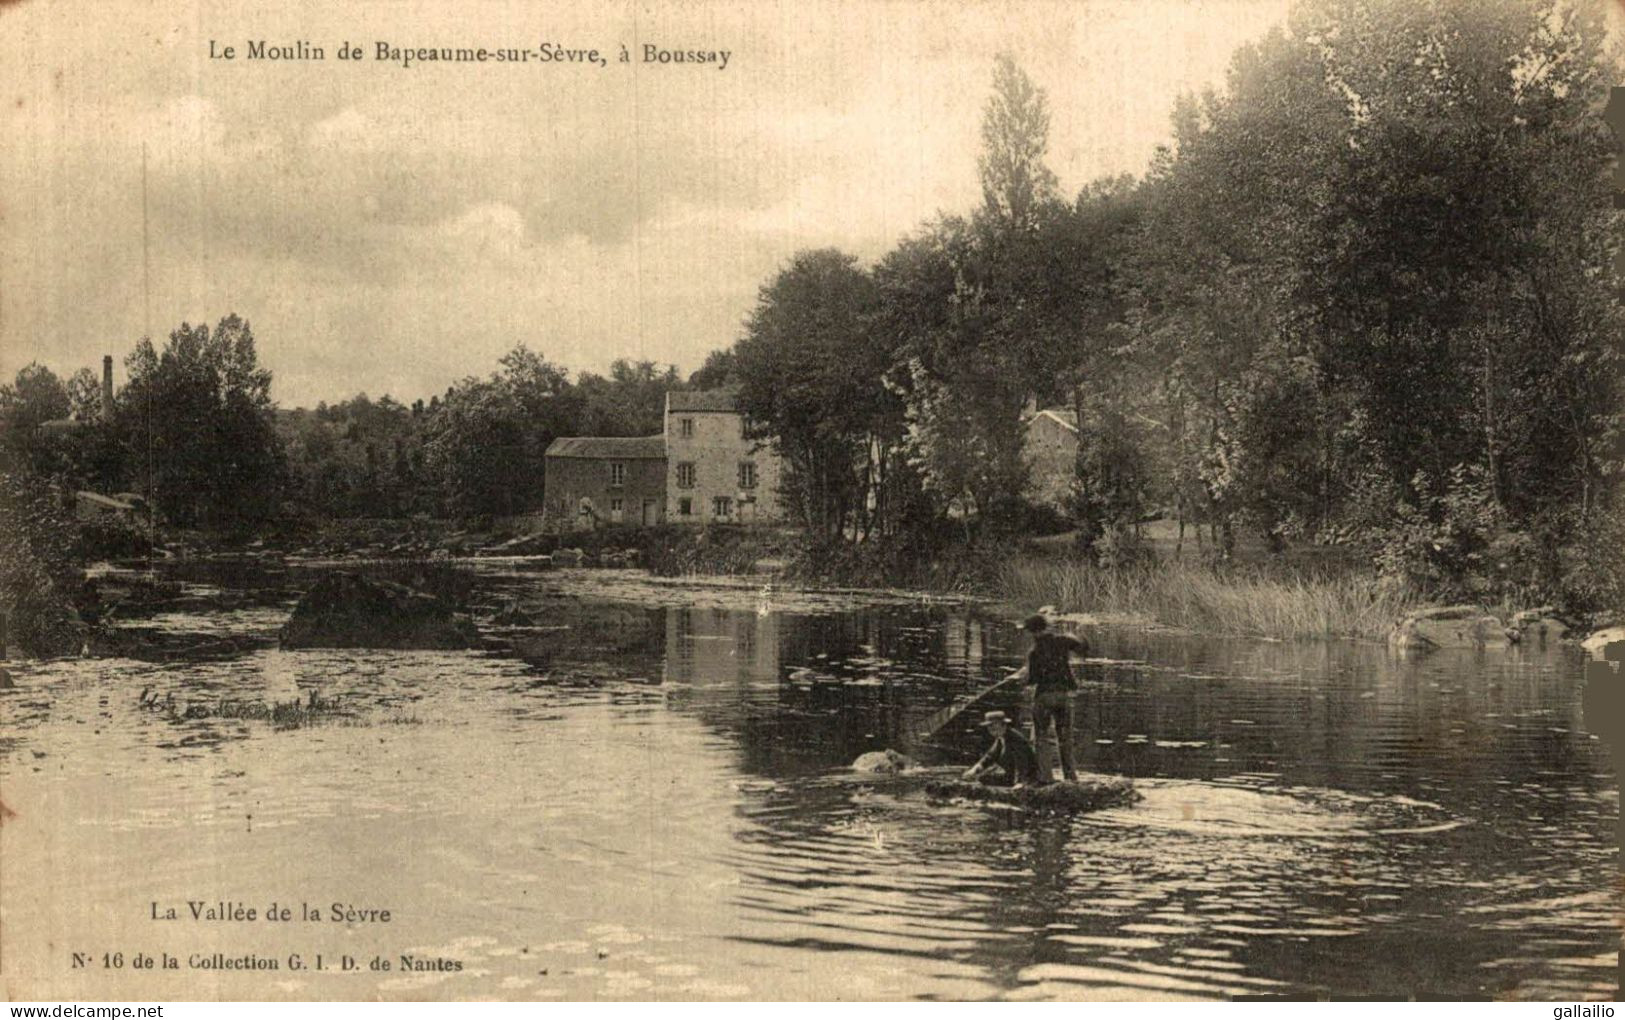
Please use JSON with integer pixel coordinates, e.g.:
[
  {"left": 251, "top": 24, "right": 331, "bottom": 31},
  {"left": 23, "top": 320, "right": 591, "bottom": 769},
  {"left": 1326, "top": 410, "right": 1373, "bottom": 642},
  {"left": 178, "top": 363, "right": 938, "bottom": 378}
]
[
  {"left": 1389, "top": 605, "right": 1511, "bottom": 651},
  {"left": 280, "top": 572, "right": 479, "bottom": 650},
  {"left": 922, "top": 778, "right": 1140, "bottom": 814},
  {"left": 851, "top": 749, "right": 913, "bottom": 773}
]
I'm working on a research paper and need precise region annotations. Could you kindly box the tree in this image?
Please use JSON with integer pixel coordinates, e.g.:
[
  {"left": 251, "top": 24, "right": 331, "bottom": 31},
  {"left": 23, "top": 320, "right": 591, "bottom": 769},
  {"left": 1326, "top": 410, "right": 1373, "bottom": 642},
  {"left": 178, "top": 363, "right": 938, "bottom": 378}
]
[
  {"left": 687, "top": 349, "right": 737, "bottom": 390},
  {"left": 0, "top": 363, "right": 72, "bottom": 477},
  {"left": 65, "top": 368, "right": 102, "bottom": 423},
  {"left": 873, "top": 219, "right": 1018, "bottom": 534},
  {"left": 422, "top": 345, "right": 577, "bottom": 518},
  {"left": 575, "top": 359, "right": 679, "bottom": 437},
  {"left": 978, "top": 52, "right": 1061, "bottom": 234}
]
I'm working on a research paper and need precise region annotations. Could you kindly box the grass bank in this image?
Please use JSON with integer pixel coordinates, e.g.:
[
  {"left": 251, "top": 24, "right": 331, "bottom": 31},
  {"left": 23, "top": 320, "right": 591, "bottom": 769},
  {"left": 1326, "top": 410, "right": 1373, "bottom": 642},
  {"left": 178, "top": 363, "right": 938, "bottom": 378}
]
[{"left": 995, "top": 556, "right": 1423, "bottom": 642}]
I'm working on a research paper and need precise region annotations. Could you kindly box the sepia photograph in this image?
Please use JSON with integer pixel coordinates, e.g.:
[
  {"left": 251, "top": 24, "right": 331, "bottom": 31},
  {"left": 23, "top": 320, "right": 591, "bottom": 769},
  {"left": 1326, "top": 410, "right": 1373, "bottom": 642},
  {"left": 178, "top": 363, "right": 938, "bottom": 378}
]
[{"left": 1, "top": 0, "right": 1621, "bottom": 1005}]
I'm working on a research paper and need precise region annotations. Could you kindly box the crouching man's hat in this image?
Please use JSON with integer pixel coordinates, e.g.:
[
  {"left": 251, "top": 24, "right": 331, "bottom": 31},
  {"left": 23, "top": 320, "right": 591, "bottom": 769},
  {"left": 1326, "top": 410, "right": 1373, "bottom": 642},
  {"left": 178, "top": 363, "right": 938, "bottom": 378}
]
[{"left": 979, "top": 710, "right": 1013, "bottom": 727}]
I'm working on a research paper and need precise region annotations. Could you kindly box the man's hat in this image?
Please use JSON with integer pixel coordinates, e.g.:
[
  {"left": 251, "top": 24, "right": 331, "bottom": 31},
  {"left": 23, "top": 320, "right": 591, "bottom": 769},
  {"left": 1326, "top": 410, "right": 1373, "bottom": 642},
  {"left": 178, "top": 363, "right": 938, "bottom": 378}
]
[
  {"left": 979, "top": 710, "right": 1012, "bottom": 727},
  {"left": 1022, "top": 613, "right": 1049, "bottom": 632}
]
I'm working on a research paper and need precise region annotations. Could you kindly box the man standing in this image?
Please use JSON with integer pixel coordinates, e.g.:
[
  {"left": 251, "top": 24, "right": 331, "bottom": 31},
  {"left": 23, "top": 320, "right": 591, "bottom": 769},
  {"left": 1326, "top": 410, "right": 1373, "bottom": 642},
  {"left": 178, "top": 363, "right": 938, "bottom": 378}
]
[
  {"left": 1020, "top": 613, "right": 1087, "bottom": 782},
  {"left": 962, "top": 710, "right": 1041, "bottom": 787}
]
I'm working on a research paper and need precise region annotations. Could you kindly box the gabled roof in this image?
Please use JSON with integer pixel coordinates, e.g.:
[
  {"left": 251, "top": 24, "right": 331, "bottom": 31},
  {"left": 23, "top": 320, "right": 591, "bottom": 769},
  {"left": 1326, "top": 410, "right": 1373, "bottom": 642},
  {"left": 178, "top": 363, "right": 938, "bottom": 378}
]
[
  {"left": 667, "top": 389, "right": 739, "bottom": 413},
  {"left": 545, "top": 435, "right": 666, "bottom": 459}
]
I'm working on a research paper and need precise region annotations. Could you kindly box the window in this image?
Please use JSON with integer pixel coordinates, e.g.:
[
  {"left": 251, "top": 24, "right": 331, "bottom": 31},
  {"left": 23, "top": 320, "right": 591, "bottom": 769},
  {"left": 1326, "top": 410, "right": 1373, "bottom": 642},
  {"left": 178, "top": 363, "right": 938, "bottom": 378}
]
[
  {"left": 679, "top": 418, "right": 694, "bottom": 438},
  {"left": 609, "top": 462, "right": 625, "bottom": 487},
  {"left": 609, "top": 498, "right": 624, "bottom": 522},
  {"left": 678, "top": 497, "right": 692, "bottom": 516},
  {"left": 738, "top": 460, "right": 757, "bottom": 489},
  {"left": 676, "top": 462, "right": 695, "bottom": 488},
  {"left": 713, "top": 496, "right": 733, "bottom": 517}
]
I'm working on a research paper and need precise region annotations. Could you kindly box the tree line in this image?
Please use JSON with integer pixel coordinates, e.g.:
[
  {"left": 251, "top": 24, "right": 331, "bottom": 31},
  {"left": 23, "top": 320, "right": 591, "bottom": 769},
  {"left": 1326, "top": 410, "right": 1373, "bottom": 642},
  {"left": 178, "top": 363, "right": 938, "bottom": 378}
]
[{"left": 708, "top": 0, "right": 1622, "bottom": 610}]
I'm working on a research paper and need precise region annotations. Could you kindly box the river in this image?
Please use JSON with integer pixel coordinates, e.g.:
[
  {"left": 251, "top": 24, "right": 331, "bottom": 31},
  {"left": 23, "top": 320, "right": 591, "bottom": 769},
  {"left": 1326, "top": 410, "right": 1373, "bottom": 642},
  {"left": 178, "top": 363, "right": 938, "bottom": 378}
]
[{"left": 1, "top": 565, "right": 1617, "bottom": 1001}]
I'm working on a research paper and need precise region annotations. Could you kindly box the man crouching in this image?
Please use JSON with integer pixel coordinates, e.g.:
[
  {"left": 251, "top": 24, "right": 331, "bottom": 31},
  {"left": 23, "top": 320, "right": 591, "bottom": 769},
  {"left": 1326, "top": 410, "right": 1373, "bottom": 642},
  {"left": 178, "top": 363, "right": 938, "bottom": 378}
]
[{"left": 962, "top": 710, "right": 1042, "bottom": 787}]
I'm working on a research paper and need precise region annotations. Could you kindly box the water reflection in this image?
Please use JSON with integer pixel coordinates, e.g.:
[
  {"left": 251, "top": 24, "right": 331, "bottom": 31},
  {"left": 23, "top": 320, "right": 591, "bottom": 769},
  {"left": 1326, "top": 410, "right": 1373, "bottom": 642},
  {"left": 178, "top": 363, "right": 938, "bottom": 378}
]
[{"left": 0, "top": 570, "right": 1616, "bottom": 1000}]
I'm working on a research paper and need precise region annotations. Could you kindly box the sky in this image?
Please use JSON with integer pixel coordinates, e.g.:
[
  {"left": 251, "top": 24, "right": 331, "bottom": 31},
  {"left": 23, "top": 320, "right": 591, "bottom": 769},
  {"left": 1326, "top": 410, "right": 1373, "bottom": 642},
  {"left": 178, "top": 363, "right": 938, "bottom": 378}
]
[{"left": 1, "top": 0, "right": 1291, "bottom": 408}]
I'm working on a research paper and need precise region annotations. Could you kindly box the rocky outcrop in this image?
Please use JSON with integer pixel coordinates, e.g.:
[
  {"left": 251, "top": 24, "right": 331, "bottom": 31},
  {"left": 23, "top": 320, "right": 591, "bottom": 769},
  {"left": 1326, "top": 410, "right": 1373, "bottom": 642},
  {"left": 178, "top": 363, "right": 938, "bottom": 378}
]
[
  {"left": 1389, "top": 605, "right": 1513, "bottom": 652},
  {"left": 279, "top": 572, "right": 478, "bottom": 650}
]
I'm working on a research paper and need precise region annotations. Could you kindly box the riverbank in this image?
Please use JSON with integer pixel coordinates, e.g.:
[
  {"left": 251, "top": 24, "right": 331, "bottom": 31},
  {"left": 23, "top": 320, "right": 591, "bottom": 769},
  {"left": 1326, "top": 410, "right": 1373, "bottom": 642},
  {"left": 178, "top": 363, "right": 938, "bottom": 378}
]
[{"left": 10, "top": 502, "right": 1604, "bottom": 658}]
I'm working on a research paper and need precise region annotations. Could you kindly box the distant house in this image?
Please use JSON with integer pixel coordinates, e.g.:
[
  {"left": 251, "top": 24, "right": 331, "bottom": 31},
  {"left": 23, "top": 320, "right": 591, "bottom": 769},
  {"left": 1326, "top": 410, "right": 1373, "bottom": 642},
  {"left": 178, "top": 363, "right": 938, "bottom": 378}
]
[
  {"left": 665, "top": 390, "right": 782, "bottom": 525},
  {"left": 542, "top": 435, "right": 667, "bottom": 531},
  {"left": 1024, "top": 408, "right": 1078, "bottom": 511}
]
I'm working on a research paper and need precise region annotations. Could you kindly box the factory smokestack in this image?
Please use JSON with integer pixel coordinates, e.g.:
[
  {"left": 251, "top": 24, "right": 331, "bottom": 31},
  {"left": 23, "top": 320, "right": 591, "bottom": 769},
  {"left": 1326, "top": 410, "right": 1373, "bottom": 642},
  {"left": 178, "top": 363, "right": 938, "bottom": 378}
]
[{"left": 101, "top": 355, "right": 114, "bottom": 422}]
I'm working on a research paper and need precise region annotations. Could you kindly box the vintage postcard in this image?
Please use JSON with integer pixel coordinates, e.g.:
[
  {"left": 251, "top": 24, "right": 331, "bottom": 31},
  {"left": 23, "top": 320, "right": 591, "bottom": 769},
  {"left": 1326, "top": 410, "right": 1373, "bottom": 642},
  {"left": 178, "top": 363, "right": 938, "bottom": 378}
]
[{"left": 1, "top": 0, "right": 1620, "bottom": 1004}]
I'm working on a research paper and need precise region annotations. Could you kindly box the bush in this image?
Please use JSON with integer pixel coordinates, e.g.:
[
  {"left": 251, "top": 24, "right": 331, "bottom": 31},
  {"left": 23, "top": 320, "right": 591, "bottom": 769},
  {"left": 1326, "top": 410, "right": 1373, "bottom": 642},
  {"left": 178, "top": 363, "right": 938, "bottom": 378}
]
[
  {"left": 1088, "top": 526, "right": 1156, "bottom": 570},
  {"left": 1556, "top": 504, "right": 1625, "bottom": 622},
  {"left": 1372, "top": 464, "right": 1621, "bottom": 614}
]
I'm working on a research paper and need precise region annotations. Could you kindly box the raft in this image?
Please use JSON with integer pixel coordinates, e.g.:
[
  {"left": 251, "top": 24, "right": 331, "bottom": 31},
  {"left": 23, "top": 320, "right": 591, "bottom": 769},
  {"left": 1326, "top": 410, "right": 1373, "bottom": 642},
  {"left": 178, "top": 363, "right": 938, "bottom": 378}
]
[{"left": 920, "top": 777, "right": 1141, "bottom": 814}]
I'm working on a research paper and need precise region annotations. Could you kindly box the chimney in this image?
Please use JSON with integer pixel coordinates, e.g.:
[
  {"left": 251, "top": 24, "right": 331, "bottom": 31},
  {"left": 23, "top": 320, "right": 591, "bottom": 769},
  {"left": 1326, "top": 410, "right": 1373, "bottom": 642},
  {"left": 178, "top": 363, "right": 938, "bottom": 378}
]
[{"left": 101, "top": 355, "right": 114, "bottom": 422}]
